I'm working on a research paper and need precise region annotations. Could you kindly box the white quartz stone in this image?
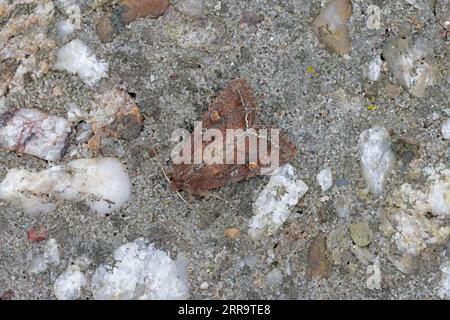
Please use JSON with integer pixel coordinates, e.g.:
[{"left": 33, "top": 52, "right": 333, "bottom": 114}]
[
  {"left": 248, "top": 164, "right": 308, "bottom": 240},
  {"left": 54, "top": 265, "right": 88, "bottom": 300},
  {"left": 91, "top": 238, "right": 189, "bottom": 300},
  {"left": 317, "top": 167, "right": 333, "bottom": 192},
  {"left": 358, "top": 127, "right": 395, "bottom": 198},
  {"left": 54, "top": 39, "right": 108, "bottom": 86},
  {"left": 0, "top": 157, "right": 131, "bottom": 215}
]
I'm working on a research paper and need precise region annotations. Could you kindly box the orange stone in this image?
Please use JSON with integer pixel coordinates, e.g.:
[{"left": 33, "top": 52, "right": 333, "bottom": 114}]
[{"left": 97, "top": 0, "right": 170, "bottom": 42}]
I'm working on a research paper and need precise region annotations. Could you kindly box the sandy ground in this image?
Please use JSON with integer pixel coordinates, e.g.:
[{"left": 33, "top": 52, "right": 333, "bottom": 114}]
[{"left": 0, "top": 0, "right": 449, "bottom": 299}]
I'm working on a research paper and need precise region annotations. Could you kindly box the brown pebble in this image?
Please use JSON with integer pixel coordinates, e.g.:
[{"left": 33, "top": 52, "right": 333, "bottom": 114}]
[
  {"left": 307, "top": 233, "right": 332, "bottom": 279},
  {"left": 312, "top": 0, "right": 352, "bottom": 56},
  {"left": 97, "top": 0, "right": 170, "bottom": 42},
  {"left": 224, "top": 228, "right": 241, "bottom": 240}
]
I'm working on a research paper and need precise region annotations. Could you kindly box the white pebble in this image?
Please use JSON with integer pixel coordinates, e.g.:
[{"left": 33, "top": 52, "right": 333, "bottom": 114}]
[
  {"left": 366, "top": 5, "right": 381, "bottom": 30},
  {"left": 367, "top": 57, "right": 383, "bottom": 82},
  {"left": 54, "top": 39, "right": 108, "bottom": 86},
  {"left": 57, "top": 20, "right": 75, "bottom": 40},
  {"left": 266, "top": 268, "right": 283, "bottom": 287},
  {"left": 317, "top": 167, "right": 333, "bottom": 192},
  {"left": 54, "top": 266, "right": 88, "bottom": 300},
  {"left": 248, "top": 164, "right": 308, "bottom": 240},
  {"left": 0, "top": 158, "right": 132, "bottom": 215},
  {"left": 91, "top": 238, "right": 189, "bottom": 300},
  {"left": 358, "top": 127, "right": 395, "bottom": 198},
  {"left": 438, "top": 260, "right": 450, "bottom": 299},
  {"left": 442, "top": 119, "right": 450, "bottom": 140},
  {"left": 28, "top": 255, "right": 48, "bottom": 274}
]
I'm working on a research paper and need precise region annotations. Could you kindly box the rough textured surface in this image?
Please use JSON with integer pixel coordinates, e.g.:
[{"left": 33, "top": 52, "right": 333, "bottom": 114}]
[
  {"left": 0, "top": 0, "right": 449, "bottom": 300},
  {"left": 0, "top": 108, "right": 72, "bottom": 161}
]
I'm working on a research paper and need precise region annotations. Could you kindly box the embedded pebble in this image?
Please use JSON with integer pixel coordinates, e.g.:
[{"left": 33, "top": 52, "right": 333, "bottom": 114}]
[
  {"left": 97, "top": 0, "right": 170, "bottom": 42},
  {"left": 54, "top": 265, "right": 88, "bottom": 300},
  {"left": 358, "top": 127, "right": 395, "bottom": 198},
  {"left": 307, "top": 233, "right": 332, "bottom": 279},
  {"left": 366, "top": 5, "right": 381, "bottom": 30},
  {"left": 0, "top": 108, "right": 72, "bottom": 161},
  {"left": 442, "top": 119, "right": 450, "bottom": 140},
  {"left": 266, "top": 268, "right": 283, "bottom": 287},
  {"left": 317, "top": 167, "right": 333, "bottom": 192},
  {"left": 0, "top": 157, "right": 132, "bottom": 215},
  {"left": 91, "top": 238, "right": 189, "bottom": 300},
  {"left": 382, "top": 36, "right": 437, "bottom": 98},
  {"left": 312, "top": 0, "right": 352, "bottom": 56},
  {"left": 349, "top": 222, "right": 373, "bottom": 247},
  {"left": 248, "top": 164, "right": 308, "bottom": 240},
  {"left": 438, "top": 260, "right": 450, "bottom": 299},
  {"left": 54, "top": 39, "right": 109, "bottom": 86}
]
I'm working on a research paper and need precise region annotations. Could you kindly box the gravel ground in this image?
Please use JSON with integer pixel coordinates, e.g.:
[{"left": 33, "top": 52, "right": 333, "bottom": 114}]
[{"left": 0, "top": 0, "right": 449, "bottom": 300}]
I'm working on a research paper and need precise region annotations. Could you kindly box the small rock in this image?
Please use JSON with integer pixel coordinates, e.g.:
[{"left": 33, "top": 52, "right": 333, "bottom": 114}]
[
  {"left": 0, "top": 158, "right": 132, "bottom": 215},
  {"left": 54, "top": 265, "right": 88, "bottom": 300},
  {"left": 317, "top": 167, "right": 333, "bottom": 192},
  {"left": 224, "top": 228, "right": 241, "bottom": 240},
  {"left": 385, "top": 84, "right": 402, "bottom": 99},
  {"left": 366, "top": 5, "right": 381, "bottom": 30},
  {"left": 97, "top": 0, "right": 170, "bottom": 42},
  {"left": 27, "top": 225, "right": 47, "bottom": 243},
  {"left": 382, "top": 36, "right": 437, "bottom": 98},
  {"left": 307, "top": 233, "right": 332, "bottom": 279},
  {"left": 66, "top": 103, "right": 88, "bottom": 123},
  {"left": 442, "top": 119, "right": 450, "bottom": 140},
  {"left": 349, "top": 222, "right": 373, "bottom": 247},
  {"left": 312, "top": 0, "right": 352, "bottom": 56},
  {"left": 266, "top": 268, "right": 283, "bottom": 287},
  {"left": 358, "top": 127, "right": 395, "bottom": 198},
  {"left": 56, "top": 20, "right": 75, "bottom": 40},
  {"left": 438, "top": 259, "right": 450, "bottom": 299},
  {"left": 428, "top": 180, "right": 450, "bottom": 217},
  {"left": 367, "top": 56, "right": 383, "bottom": 82},
  {"left": 200, "top": 281, "right": 209, "bottom": 290},
  {"left": 54, "top": 39, "right": 108, "bottom": 86},
  {"left": 248, "top": 164, "right": 309, "bottom": 240},
  {"left": 75, "top": 122, "right": 94, "bottom": 144},
  {"left": 0, "top": 108, "right": 72, "bottom": 161},
  {"left": 89, "top": 87, "right": 144, "bottom": 151},
  {"left": 91, "top": 238, "right": 189, "bottom": 300},
  {"left": 28, "top": 255, "right": 48, "bottom": 274}
]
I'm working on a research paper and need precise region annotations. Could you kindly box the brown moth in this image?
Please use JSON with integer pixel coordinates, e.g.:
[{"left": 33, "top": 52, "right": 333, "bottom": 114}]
[{"left": 170, "top": 79, "right": 297, "bottom": 196}]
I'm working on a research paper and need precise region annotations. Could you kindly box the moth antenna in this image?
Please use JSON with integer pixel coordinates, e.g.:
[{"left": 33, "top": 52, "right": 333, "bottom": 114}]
[{"left": 152, "top": 149, "right": 191, "bottom": 207}]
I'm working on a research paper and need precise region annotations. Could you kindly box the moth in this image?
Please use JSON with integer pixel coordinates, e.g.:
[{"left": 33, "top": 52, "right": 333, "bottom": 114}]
[{"left": 170, "top": 79, "right": 297, "bottom": 196}]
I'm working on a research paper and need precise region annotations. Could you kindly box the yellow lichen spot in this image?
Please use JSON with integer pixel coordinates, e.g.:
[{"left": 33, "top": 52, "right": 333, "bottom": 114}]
[
  {"left": 306, "top": 65, "right": 316, "bottom": 75},
  {"left": 367, "top": 104, "right": 378, "bottom": 111}
]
